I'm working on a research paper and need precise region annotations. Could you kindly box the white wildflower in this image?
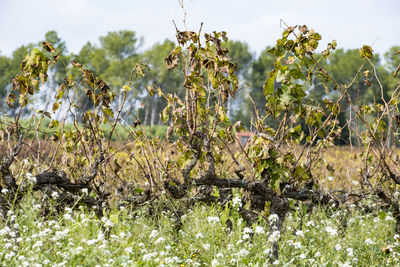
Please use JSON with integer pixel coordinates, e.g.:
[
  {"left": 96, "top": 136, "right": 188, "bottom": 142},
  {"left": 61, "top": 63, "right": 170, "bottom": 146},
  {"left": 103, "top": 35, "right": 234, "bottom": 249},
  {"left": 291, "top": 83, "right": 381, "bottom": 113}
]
[
  {"left": 232, "top": 196, "right": 242, "bottom": 207},
  {"left": 47, "top": 220, "right": 57, "bottom": 226},
  {"left": 203, "top": 243, "right": 210, "bottom": 250},
  {"left": 51, "top": 191, "right": 59, "bottom": 199},
  {"left": 296, "top": 230, "right": 304, "bottom": 237},
  {"left": 149, "top": 230, "right": 158, "bottom": 238},
  {"left": 243, "top": 227, "right": 253, "bottom": 234},
  {"left": 102, "top": 218, "right": 114, "bottom": 228},
  {"left": 64, "top": 213, "right": 72, "bottom": 220},
  {"left": 365, "top": 238, "right": 375, "bottom": 245},
  {"left": 238, "top": 248, "right": 250, "bottom": 257},
  {"left": 268, "top": 214, "right": 279, "bottom": 223},
  {"left": 74, "top": 246, "right": 84, "bottom": 255},
  {"left": 207, "top": 216, "right": 220, "bottom": 224},
  {"left": 242, "top": 234, "right": 250, "bottom": 239},
  {"left": 196, "top": 233, "right": 204, "bottom": 239},
  {"left": 143, "top": 252, "right": 157, "bottom": 261},
  {"left": 268, "top": 230, "right": 281, "bottom": 242},
  {"left": 5, "top": 252, "right": 15, "bottom": 260},
  {"left": 325, "top": 226, "right": 338, "bottom": 237},
  {"left": 0, "top": 226, "right": 11, "bottom": 236},
  {"left": 86, "top": 239, "right": 97, "bottom": 245},
  {"left": 95, "top": 231, "right": 104, "bottom": 241},
  {"left": 387, "top": 215, "right": 395, "bottom": 222},
  {"left": 306, "top": 221, "right": 315, "bottom": 227},
  {"left": 125, "top": 247, "right": 133, "bottom": 254},
  {"left": 347, "top": 248, "right": 354, "bottom": 257},
  {"left": 119, "top": 231, "right": 126, "bottom": 238},
  {"left": 18, "top": 256, "right": 26, "bottom": 262},
  {"left": 52, "top": 229, "right": 69, "bottom": 241},
  {"left": 335, "top": 244, "right": 342, "bottom": 251},
  {"left": 26, "top": 172, "right": 36, "bottom": 183},
  {"left": 110, "top": 234, "right": 118, "bottom": 240},
  {"left": 33, "top": 240, "right": 43, "bottom": 249},
  {"left": 65, "top": 207, "right": 72, "bottom": 214},
  {"left": 255, "top": 226, "right": 265, "bottom": 234},
  {"left": 155, "top": 237, "right": 165, "bottom": 244}
]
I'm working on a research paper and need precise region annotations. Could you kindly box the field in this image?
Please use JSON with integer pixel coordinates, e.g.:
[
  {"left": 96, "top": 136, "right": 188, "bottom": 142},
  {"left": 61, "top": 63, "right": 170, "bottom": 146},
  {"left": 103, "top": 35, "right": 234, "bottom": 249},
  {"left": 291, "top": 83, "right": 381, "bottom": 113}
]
[
  {"left": 0, "top": 146, "right": 399, "bottom": 266},
  {"left": 1, "top": 184, "right": 399, "bottom": 266}
]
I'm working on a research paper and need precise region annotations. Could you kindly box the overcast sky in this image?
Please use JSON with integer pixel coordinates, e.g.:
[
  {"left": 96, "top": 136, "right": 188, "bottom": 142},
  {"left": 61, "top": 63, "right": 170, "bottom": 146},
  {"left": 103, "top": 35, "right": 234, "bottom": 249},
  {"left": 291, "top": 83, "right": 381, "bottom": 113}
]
[{"left": 0, "top": 0, "right": 399, "bottom": 57}]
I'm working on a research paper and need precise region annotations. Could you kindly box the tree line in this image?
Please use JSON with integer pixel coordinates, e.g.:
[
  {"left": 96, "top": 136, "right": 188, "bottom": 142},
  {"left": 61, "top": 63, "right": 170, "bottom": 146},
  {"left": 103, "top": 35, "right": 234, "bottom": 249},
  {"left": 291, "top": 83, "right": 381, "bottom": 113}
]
[{"left": 0, "top": 30, "right": 399, "bottom": 140}]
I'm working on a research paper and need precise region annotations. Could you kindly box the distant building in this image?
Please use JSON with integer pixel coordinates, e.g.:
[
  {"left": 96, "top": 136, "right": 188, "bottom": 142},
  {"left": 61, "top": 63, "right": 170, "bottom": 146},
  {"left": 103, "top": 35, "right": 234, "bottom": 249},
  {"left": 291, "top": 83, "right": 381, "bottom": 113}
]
[{"left": 236, "top": 132, "right": 255, "bottom": 146}]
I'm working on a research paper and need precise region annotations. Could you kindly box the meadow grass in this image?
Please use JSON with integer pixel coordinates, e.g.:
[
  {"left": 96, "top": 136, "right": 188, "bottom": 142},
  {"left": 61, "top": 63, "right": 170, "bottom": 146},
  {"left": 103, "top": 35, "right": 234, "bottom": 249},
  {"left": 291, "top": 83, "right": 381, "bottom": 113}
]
[{"left": 0, "top": 191, "right": 399, "bottom": 266}]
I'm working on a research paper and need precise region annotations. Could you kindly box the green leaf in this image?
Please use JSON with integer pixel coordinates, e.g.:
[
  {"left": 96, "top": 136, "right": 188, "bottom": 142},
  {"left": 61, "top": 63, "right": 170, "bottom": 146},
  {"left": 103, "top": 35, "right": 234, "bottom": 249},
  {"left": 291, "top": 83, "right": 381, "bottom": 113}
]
[
  {"left": 6, "top": 93, "right": 16, "bottom": 108},
  {"left": 103, "top": 107, "right": 114, "bottom": 118},
  {"left": 110, "top": 214, "right": 118, "bottom": 225},
  {"left": 52, "top": 102, "right": 60, "bottom": 112},
  {"left": 48, "top": 120, "right": 59, "bottom": 128},
  {"left": 160, "top": 106, "right": 170, "bottom": 123},
  {"left": 289, "top": 68, "right": 304, "bottom": 79},
  {"left": 122, "top": 85, "right": 132, "bottom": 91},
  {"left": 331, "top": 40, "right": 337, "bottom": 49},
  {"left": 360, "top": 45, "right": 373, "bottom": 59},
  {"left": 379, "top": 211, "right": 387, "bottom": 220},
  {"left": 37, "top": 110, "right": 51, "bottom": 118},
  {"left": 263, "top": 69, "right": 277, "bottom": 96},
  {"left": 55, "top": 86, "right": 64, "bottom": 100},
  {"left": 294, "top": 125, "right": 302, "bottom": 133}
]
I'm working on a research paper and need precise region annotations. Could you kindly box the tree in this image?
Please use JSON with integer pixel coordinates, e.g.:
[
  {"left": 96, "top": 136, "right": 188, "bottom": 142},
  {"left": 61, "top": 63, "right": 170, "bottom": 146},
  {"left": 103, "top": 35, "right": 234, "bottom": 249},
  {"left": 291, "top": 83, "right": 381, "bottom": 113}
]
[
  {"left": 0, "top": 44, "right": 35, "bottom": 114},
  {"left": 247, "top": 47, "right": 275, "bottom": 127},
  {"left": 71, "top": 30, "right": 141, "bottom": 117},
  {"left": 0, "top": 55, "right": 12, "bottom": 101},
  {"left": 379, "top": 46, "right": 400, "bottom": 98},
  {"left": 37, "top": 31, "right": 70, "bottom": 110},
  {"left": 140, "top": 40, "right": 184, "bottom": 126},
  {"left": 223, "top": 40, "right": 253, "bottom": 80},
  {"left": 310, "top": 48, "right": 382, "bottom": 144},
  {"left": 100, "top": 31, "right": 141, "bottom": 90},
  {"left": 222, "top": 40, "right": 253, "bottom": 125}
]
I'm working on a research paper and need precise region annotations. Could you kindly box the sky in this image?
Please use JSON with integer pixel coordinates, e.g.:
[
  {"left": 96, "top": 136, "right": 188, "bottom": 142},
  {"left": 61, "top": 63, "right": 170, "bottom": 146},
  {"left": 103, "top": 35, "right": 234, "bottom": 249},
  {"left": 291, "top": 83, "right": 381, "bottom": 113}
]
[{"left": 0, "top": 0, "right": 399, "bottom": 57}]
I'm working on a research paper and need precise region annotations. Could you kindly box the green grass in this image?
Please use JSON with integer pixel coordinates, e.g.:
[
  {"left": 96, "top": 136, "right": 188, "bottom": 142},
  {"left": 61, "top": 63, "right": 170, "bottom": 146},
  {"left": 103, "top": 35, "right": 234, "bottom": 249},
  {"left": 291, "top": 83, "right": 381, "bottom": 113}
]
[
  {"left": 2, "top": 116, "right": 169, "bottom": 140},
  {"left": 1, "top": 193, "right": 400, "bottom": 266}
]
